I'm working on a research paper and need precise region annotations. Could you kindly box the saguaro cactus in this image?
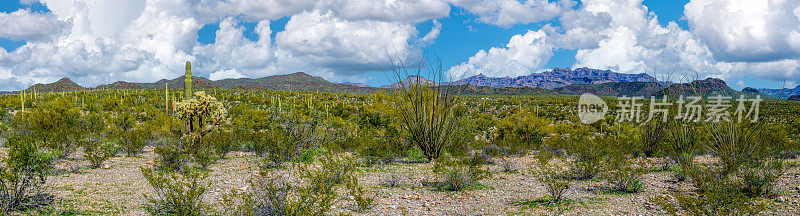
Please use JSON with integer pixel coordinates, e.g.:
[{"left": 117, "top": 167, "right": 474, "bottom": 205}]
[
  {"left": 165, "top": 82, "right": 169, "bottom": 114},
  {"left": 184, "top": 61, "right": 192, "bottom": 99},
  {"left": 20, "top": 89, "right": 25, "bottom": 113}
]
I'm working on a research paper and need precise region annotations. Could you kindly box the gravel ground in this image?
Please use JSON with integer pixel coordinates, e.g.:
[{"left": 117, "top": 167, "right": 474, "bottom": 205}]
[{"left": 0, "top": 147, "right": 797, "bottom": 215}]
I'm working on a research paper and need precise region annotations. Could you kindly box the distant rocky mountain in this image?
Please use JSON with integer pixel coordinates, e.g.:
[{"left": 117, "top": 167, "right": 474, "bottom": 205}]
[
  {"left": 758, "top": 85, "right": 800, "bottom": 99},
  {"left": 789, "top": 95, "right": 800, "bottom": 101},
  {"left": 381, "top": 76, "right": 436, "bottom": 88},
  {"left": 340, "top": 82, "right": 369, "bottom": 87},
  {"left": 26, "top": 78, "right": 85, "bottom": 92},
  {"left": 554, "top": 81, "right": 666, "bottom": 97},
  {"left": 555, "top": 78, "right": 774, "bottom": 99},
  {"left": 452, "top": 67, "right": 656, "bottom": 89}
]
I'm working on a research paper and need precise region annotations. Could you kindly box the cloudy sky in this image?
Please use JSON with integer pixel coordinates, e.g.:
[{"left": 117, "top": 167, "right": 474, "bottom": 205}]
[{"left": 0, "top": 0, "right": 798, "bottom": 91}]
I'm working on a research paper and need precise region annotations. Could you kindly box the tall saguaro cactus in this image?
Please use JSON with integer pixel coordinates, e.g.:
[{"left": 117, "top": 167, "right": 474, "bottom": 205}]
[
  {"left": 20, "top": 89, "right": 25, "bottom": 113},
  {"left": 184, "top": 61, "right": 192, "bottom": 99},
  {"left": 165, "top": 82, "right": 169, "bottom": 114}
]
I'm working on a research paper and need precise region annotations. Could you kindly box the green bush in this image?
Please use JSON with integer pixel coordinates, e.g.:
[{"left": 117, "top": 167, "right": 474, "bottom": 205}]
[
  {"left": 534, "top": 153, "right": 570, "bottom": 203},
  {"left": 141, "top": 167, "right": 209, "bottom": 216},
  {"left": 433, "top": 154, "right": 490, "bottom": 191},
  {"left": 0, "top": 133, "right": 55, "bottom": 213},
  {"left": 83, "top": 137, "right": 115, "bottom": 169},
  {"left": 391, "top": 58, "right": 461, "bottom": 161}
]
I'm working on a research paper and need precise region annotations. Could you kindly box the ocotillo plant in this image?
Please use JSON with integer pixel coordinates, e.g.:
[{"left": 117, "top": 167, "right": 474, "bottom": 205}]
[{"left": 184, "top": 60, "right": 192, "bottom": 99}]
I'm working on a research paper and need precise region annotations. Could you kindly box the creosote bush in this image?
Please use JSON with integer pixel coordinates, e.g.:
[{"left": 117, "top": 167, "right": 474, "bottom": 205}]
[
  {"left": 0, "top": 133, "right": 55, "bottom": 213},
  {"left": 534, "top": 153, "right": 570, "bottom": 204},
  {"left": 433, "top": 154, "right": 490, "bottom": 191},
  {"left": 141, "top": 166, "right": 209, "bottom": 216}
]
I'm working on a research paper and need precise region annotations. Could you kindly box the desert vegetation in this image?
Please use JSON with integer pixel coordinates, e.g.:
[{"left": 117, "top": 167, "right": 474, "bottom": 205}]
[{"left": 0, "top": 61, "right": 798, "bottom": 215}]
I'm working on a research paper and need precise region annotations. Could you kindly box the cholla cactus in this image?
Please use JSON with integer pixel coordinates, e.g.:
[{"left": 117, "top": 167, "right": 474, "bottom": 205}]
[
  {"left": 184, "top": 61, "right": 192, "bottom": 99},
  {"left": 175, "top": 91, "right": 227, "bottom": 139}
]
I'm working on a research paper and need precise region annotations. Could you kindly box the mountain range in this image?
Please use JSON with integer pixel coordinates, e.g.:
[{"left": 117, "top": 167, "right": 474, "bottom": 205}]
[
  {"left": 451, "top": 67, "right": 656, "bottom": 89},
  {"left": 758, "top": 85, "right": 800, "bottom": 99},
  {"left": 9, "top": 69, "right": 791, "bottom": 99}
]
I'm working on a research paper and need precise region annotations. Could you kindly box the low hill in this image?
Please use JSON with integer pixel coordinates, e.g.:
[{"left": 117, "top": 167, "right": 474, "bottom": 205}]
[
  {"left": 789, "top": 95, "right": 800, "bottom": 101},
  {"left": 26, "top": 78, "right": 86, "bottom": 92}
]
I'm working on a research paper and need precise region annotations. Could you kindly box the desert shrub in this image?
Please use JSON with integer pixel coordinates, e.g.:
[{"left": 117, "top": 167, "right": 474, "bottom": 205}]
[
  {"left": 254, "top": 127, "right": 301, "bottom": 168},
  {"left": 498, "top": 157, "right": 518, "bottom": 173},
  {"left": 603, "top": 155, "right": 645, "bottom": 193},
  {"left": 229, "top": 154, "right": 367, "bottom": 216},
  {"left": 433, "top": 154, "right": 490, "bottom": 191},
  {"left": 491, "top": 110, "right": 548, "bottom": 156},
  {"left": 141, "top": 167, "right": 209, "bottom": 216},
  {"left": 667, "top": 176, "right": 767, "bottom": 216},
  {"left": 82, "top": 137, "right": 114, "bottom": 169},
  {"left": 206, "top": 129, "right": 236, "bottom": 160},
  {"left": 224, "top": 174, "right": 290, "bottom": 216},
  {"left": 534, "top": 153, "right": 570, "bottom": 203},
  {"left": 665, "top": 122, "right": 699, "bottom": 180},
  {"left": 638, "top": 122, "right": 665, "bottom": 157},
  {"left": 118, "top": 125, "right": 149, "bottom": 157},
  {"left": 739, "top": 158, "right": 783, "bottom": 197},
  {"left": 344, "top": 171, "right": 374, "bottom": 212},
  {"left": 566, "top": 135, "right": 610, "bottom": 180},
  {"left": 390, "top": 58, "right": 461, "bottom": 161},
  {"left": 355, "top": 128, "right": 404, "bottom": 165},
  {"left": 16, "top": 99, "right": 82, "bottom": 158},
  {"left": 0, "top": 133, "right": 55, "bottom": 212}
]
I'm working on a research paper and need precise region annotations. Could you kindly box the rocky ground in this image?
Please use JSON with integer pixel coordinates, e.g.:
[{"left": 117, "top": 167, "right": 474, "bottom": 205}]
[{"left": 3, "top": 146, "right": 799, "bottom": 215}]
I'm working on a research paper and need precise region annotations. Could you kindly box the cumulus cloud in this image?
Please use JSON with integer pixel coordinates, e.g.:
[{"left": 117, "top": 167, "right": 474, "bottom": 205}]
[
  {"left": 0, "top": 9, "right": 67, "bottom": 41},
  {"left": 448, "top": 29, "right": 553, "bottom": 78},
  {"left": 276, "top": 10, "right": 421, "bottom": 73},
  {"left": 685, "top": 0, "right": 800, "bottom": 62},
  {"left": 193, "top": 17, "right": 275, "bottom": 78},
  {"left": 192, "top": 0, "right": 450, "bottom": 24},
  {"left": 209, "top": 68, "right": 245, "bottom": 80}
]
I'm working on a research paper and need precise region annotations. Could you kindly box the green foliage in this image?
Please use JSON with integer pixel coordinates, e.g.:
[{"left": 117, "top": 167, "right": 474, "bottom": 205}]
[
  {"left": 141, "top": 167, "right": 209, "bottom": 216},
  {"left": 83, "top": 137, "right": 115, "bottom": 169},
  {"left": 391, "top": 59, "right": 461, "bottom": 161},
  {"left": 433, "top": 154, "right": 490, "bottom": 191},
  {"left": 0, "top": 132, "right": 54, "bottom": 212},
  {"left": 534, "top": 153, "right": 570, "bottom": 204}
]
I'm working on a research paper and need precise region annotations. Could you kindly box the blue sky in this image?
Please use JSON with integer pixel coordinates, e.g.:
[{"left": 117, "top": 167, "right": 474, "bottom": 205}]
[{"left": 0, "top": 0, "right": 798, "bottom": 91}]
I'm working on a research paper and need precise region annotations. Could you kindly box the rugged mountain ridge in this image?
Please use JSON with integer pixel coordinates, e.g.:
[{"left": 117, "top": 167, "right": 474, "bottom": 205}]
[
  {"left": 758, "top": 85, "right": 800, "bottom": 99},
  {"left": 452, "top": 67, "right": 656, "bottom": 89}
]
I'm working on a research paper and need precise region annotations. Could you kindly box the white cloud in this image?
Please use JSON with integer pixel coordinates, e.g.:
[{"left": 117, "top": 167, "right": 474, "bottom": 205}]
[
  {"left": 193, "top": 17, "right": 275, "bottom": 78},
  {"left": 448, "top": 29, "right": 553, "bottom": 78},
  {"left": 192, "top": 0, "right": 450, "bottom": 24},
  {"left": 275, "top": 10, "right": 421, "bottom": 72},
  {"left": 685, "top": 0, "right": 800, "bottom": 62},
  {"left": 452, "top": 0, "right": 574, "bottom": 26},
  {"left": 209, "top": 68, "right": 245, "bottom": 80},
  {"left": 0, "top": 9, "right": 67, "bottom": 41},
  {"left": 420, "top": 20, "right": 442, "bottom": 44}
]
